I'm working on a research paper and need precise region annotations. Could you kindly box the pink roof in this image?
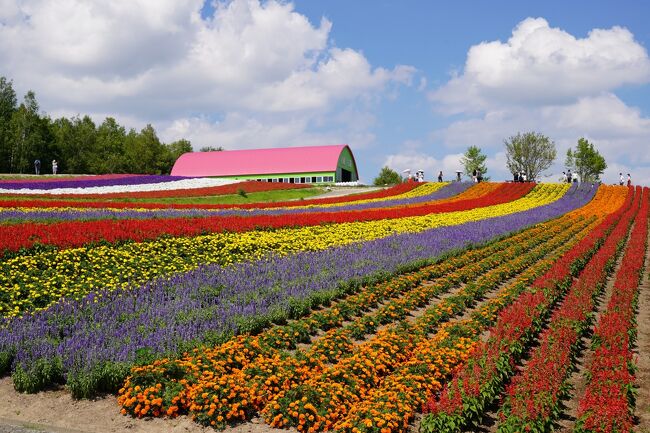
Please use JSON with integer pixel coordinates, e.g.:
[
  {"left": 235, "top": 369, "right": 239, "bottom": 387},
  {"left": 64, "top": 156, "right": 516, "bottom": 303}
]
[{"left": 171, "top": 145, "right": 355, "bottom": 177}]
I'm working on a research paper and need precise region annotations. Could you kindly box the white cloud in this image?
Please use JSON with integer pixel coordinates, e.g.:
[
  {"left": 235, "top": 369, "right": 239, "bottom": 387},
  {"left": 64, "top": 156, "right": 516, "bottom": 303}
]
[
  {"left": 430, "top": 17, "right": 650, "bottom": 113},
  {"left": 0, "top": 0, "right": 413, "bottom": 121},
  {"left": 429, "top": 17, "right": 650, "bottom": 186}
]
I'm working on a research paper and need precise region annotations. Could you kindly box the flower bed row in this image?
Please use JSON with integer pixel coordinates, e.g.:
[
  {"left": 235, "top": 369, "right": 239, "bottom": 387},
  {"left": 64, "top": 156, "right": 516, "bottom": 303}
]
[
  {"left": 0, "top": 182, "right": 466, "bottom": 224},
  {"left": 118, "top": 212, "right": 580, "bottom": 429},
  {"left": 0, "top": 183, "right": 578, "bottom": 317},
  {"left": 335, "top": 186, "right": 628, "bottom": 433},
  {"left": 0, "top": 180, "right": 418, "bottom": 209},
  {"left": 575, "top": 186, "right": 649, "bottom": 433},
  {"left": 420, "top": 185, "right": 635, "bottom": 433},
  {"left": 117, "top": 184, "right": 616, "bottom": 431},
  {"left": 0, "top": 182, "right": 539, "bottom": 255},
  {"left": 0, "top": 184, "right": 598, "bottom": 398},
  {"left": 0, "top": 175, "right": 193, "bottom": 190},
  {"left": 0, "top": 176, "right": 240, "bottom": 195},
  {"left": 494, "top": 186, "right": 642, "bottom": 433}
]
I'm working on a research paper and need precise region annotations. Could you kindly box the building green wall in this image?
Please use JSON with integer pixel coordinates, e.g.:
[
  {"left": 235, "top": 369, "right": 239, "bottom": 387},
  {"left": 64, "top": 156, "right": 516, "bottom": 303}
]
[
  {"left": 336, "top": 146, "right": 359, "bottom": 181},
  {"left": 215, "top": 171, "right": 336, "bottom": 184}
]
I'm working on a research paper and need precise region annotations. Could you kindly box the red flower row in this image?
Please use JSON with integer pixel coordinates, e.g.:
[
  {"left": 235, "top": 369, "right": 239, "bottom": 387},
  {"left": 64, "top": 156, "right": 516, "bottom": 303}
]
[
  {"left": 420, "top": 186, "right": 633, "bottom": 433},
  {"left": 0, "top": 182, "right": 418, "bottom": 210},
  {"left": 576, "top": 186, "right": 649, "bottom": 433},
  {"left": 0, "top": 183, "right": 533, "bottom": 256},
  {"left": 495, "top": 187, "right": 643, "bottom": 433}
]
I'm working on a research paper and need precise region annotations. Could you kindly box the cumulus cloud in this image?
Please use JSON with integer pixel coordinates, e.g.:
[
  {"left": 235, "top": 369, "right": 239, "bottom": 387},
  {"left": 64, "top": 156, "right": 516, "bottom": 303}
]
[
  {"left": 430, "top": 17, "right": 650, "bottom": 113},
  {"left": 0, "top": 0, "right": 414, "bottom": 148},
  {"left": 428, "top": 17, "right": 650, "bottom": 185}
]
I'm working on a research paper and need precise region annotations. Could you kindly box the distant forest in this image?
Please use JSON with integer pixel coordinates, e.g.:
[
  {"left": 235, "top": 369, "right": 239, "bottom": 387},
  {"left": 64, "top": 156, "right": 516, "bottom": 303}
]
[{"left": 0, "top": 76, "right": 219, "bottom": 175}]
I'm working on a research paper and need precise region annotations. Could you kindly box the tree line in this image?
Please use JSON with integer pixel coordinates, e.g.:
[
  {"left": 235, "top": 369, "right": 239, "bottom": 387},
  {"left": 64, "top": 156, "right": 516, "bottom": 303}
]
[
  {"left": 0, "top": 76, "right": 208, "bottom": 175},
  {"left": 374, "top": 131, "right": 607, "bottom": 185}
]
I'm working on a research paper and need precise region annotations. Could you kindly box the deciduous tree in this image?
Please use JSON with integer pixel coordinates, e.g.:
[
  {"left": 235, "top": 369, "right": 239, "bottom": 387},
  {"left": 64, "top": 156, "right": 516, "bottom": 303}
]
[
  {"left": 460, "top": 145, "right": 489, "bottom": 180},
  {"left": 505, "top": 132, "right": 556, "bottom": 181},
  {"left": 373, "top": 166, "right": 403, "bottom": 186},
  {"left": 565, "top": 138, "right": 607, "bottom": 182}
]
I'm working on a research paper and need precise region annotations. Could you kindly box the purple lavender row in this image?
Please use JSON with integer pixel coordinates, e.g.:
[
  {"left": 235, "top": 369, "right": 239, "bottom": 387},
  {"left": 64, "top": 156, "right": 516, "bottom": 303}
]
[
  {"left": 0, "top": 184, "right": 595, "bottom": 388},
  {"left": 1, "top": 182, "right": 472, "bottom": 223},
  {"left": 0, "top": 175, "right": 193, "bottom": 190}
]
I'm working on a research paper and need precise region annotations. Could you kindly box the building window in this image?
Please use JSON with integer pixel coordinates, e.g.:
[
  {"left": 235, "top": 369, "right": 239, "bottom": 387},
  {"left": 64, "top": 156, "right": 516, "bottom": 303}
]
[
  {"left": 316, "top": 176, "right": 323, "bottom": 183},
  {"left": 305, "top": 177, "right": 311, "bottom": 183},
  {"left": 294, "top": 177, "right": 300, "bottom": 183},
  {"left": 272, "top": 178, "right": 278, "bottom": 182},
  {"left": 300, "top": 177, "right": 306, "bottom": 183}
]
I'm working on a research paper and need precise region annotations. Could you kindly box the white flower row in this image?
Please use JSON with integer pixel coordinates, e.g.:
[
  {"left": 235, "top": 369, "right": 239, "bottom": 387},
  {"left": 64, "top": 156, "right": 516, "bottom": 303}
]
[{"left": 0, "top": 178, "right": 241, "bottom": 195}]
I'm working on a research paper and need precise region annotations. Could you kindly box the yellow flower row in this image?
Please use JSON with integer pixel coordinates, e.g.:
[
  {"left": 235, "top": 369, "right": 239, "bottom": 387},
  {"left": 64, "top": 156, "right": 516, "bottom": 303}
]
[{"left": 0, "top": 183, "right": 569, "bottom": 317}]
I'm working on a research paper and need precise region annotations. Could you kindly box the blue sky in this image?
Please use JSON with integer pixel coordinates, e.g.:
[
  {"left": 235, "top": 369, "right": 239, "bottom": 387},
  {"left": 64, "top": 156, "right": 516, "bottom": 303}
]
[{"left": 2, "top": 0, "right": 649, "bottom": 184}]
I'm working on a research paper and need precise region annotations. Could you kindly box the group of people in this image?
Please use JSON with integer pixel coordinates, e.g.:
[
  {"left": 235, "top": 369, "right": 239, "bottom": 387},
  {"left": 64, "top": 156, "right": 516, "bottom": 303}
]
[
  {"left": 620, "top": 172, "right": 632, "bottom": 186},
  {"left": 436, "top": 170, "right": 481, "bottom": 182},
  {"left": 561, "top": 170, "right": 578, "bottom": 183},
  {"left": 34, "top": 159, "right": 57, "bottom": 175},
  {"left": 513, "top": 171, "right": 528, "bottom": 182}
]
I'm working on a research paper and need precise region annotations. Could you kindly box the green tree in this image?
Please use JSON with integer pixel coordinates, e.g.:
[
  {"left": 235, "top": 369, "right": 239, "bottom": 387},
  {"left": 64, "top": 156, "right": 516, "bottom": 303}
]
[
  {"left": 565, "top": 138, "right": 607, "bottom": 182},
  {"left": 460, "top": 145, "right": 489, "bottom": 180},
  {"left": 8, "top": 91, "right": 46, "bottom": 173},
  {"left": 167, "top": 139, "right": 193, "bottom": 161},
  {"left": 373, "top": 166, "right": 403, "bottom": 186},
  {"left": 49, "top": 115, "right": 97, "bottom": 174},
  {"left": 156, "top": 139, "right": 193, "bottom": 174},
  {"left": 123, "top": 124, "right": 168, "bottom": 174},
  {"left": 90, "top": 117, "right": 126, "bottom": 174},
  {"left": 0, "top": 77, "right": 17, "bottom": 173},
  {"left": 504, "top": 132, "right": 556, "bottom": 182}
]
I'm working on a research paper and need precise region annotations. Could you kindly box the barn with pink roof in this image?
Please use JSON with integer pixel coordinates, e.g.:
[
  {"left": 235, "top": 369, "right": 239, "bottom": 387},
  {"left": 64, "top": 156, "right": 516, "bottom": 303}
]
[{"left": 171, "top": 144, "right": 359, "bottom": 184}]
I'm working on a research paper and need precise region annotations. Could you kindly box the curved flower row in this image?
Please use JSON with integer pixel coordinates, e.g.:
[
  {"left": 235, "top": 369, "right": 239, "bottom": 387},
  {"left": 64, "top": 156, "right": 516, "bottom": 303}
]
[
  {"left": 7, "top": 218, "right": 536, "bottom": 397},
  {"left": 0, "top": 180, "right": 418, "bottom": 209},
  {"left": 0, "top": 176, "right": 239, "bottom": 195},
  {"left": 0, "top": 182, "right": 536, "bottom": 255},
  {"left": 419, "top": 185, "right": 632, "bottom": 433},
  {"left": 115, "top": 183, "right": 607, "bottom": 422},
  {"left": 117, "top": 213, "right": 579, "bottom": 428},
  {"left": 0, "top": 182, "right": 469, "bottom": 224},
  {"left": 1, "top": 184, "right": 596, "bottom": 397},
  {"left": 494, "top": 186, "right": 642, "bottom": 433},
  {"left": 0, "top": 183, "right": 572, "bottom": 317},
  {"left": 575, "top": 186, "right": 649, "bottom": 433},
  {"left": 336, "top": 186, "right": 628, "bottom": 433},
  {"left": 0, "top": 174, "right": 193, "bottom": 190}
]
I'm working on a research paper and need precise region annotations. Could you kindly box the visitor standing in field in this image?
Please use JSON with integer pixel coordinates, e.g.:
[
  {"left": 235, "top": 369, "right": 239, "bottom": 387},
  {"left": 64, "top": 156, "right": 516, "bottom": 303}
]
[
  {"left": 561, "top": 172, "right": 567, "bottom": 183},
  {"left": 627, "top": 173, "right": 631, "bottom": 186},
  {"left": 619, "top": 172, "right": 624, "bottom": 185},
  {"left": 472, "top": 169, "right": 477, "bottom": 183},
  {"left": 438, "top": 171, "right": 443, "bottom": 182},
  {"left": 514, "top": 171, "right": 519, "bottom": 182},
  {"left": 34, "top": 159, "right": 40, "bottom": 175},
  {"left": 52, "top": 160, "right": 58, "bottom": 175}
]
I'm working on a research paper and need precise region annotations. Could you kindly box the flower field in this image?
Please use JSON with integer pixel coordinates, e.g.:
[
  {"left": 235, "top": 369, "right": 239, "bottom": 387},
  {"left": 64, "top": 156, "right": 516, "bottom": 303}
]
[{"left": 1, "top": 175, "right": 648, "bottom": 433}]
